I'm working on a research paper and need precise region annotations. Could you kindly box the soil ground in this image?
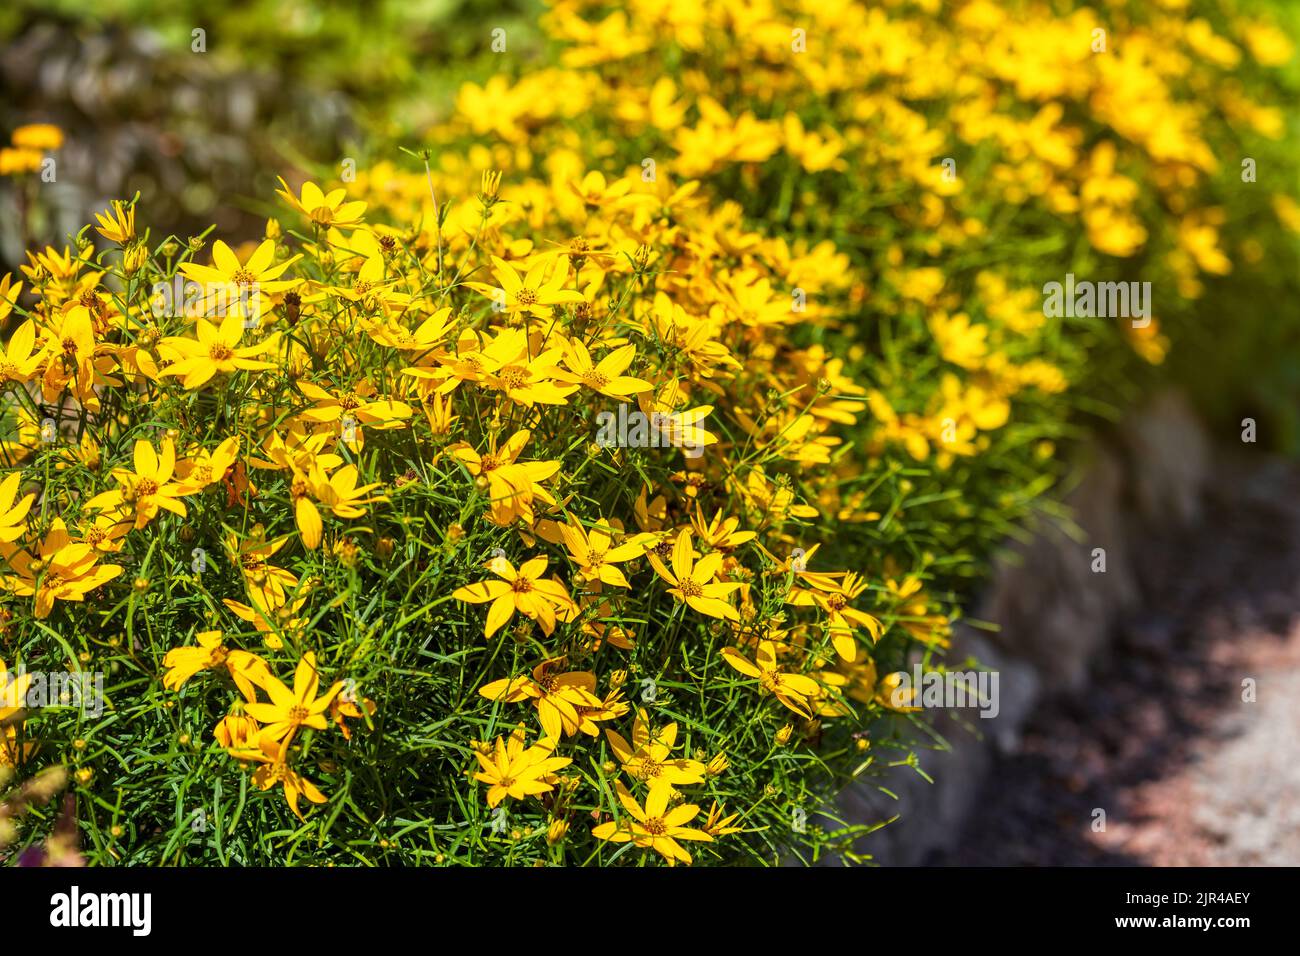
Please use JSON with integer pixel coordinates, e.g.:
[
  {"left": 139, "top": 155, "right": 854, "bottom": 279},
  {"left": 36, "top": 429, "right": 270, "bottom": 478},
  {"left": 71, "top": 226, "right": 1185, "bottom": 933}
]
[{"left": 936, "top": 458, "right": 1300, "bottom": 866}]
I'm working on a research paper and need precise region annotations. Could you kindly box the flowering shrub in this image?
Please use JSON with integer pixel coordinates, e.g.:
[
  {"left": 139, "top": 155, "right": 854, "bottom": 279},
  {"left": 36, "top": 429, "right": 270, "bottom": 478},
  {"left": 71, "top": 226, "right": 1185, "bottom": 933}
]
[
  {"left": 1, "top": 0, "right": 1297, "bottom": 867},
  {"left": 414, "top": 0, "right": 1300, "bottom": 572},
  {"left": 0, "top": 157, "right": 955, "bottom": 864}
]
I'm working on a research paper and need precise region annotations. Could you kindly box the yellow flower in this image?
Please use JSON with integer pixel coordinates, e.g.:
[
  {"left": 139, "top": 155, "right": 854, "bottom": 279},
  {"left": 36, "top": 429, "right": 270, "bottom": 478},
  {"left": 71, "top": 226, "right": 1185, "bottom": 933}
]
[
  {"left": 1242, "top": 21, "right": 1294, "bottom": 66},
  {"left": 471, "top": 726, "right": 572, "bottom": 807},
  {"left": 214, "top": 709, "right": 260, "bottom": 748},
  {"left": 0, "top": 657, "right": 33, "bottom": 725},
  {"left": 644, "top": 293, "right": 741, "bottom": 379},
  {"left": 162, "top": 630, "right": 267, "bottom": 699},
  {"left": 479, "top": 169, "right": 503, "bottom": 203},
  {"left": 690, "top": 508, "right": 755, "bottom": 553},
  {"left": 703, "top": 801, "right": 744, "bottom": 836},
  {"left": 4, "top": 519, "right": 123, "bottom": 619},
  {"left": 243, "top": 651, "right": 343, "bottom": 749},
  {"left": 223, "top": 594, "right": 308, "bottom": 647},
  {"left": 41, "top": 305, "right": 98, "bottom": 400},
  {"left": 554, "top": 341, "right": 652, "bottom": 398},
  {"left": 11, "top": 124, "right": 63, "bottom": 151},
  {"left": 227, "top": 534, "right": 299, "bottom": 611},
  {"left": 421, "top": 391, "right": 458, "bottom": 436},
  {"left": 0, "top": 726, "right": 37, "bottom": 769},
  {"left": 605, "top": 709, "right": 706, "bottom": 785},
  {"left": 229, "top": 736, "right": 328, "bottom": 820},
  {"left": 465, "top": 255, "right": 586, "bottom": 318},
  {"left": 782, "top": 114, "right": 845, "bottom": 173},
  {"left": 295, "top": 464, "right": 388, "bottom": 550},
  {"left": 0, "top": 273, "right": 22, "bottom": 324},
  {"left": 0, "top": 148, "right": 44, "bottom": 176},
  {"left": 1178, "top": 215, "right": 1232, "bottom": 276},
  {"left": 789, "top": 572, "right": 882, "bottom": 661},
  {"left": 591, "top": 779, "right": 712, "bottom": 866},
  {"left": 0, "top": 147, "right": 42, "bottom": 176},
  {"left": 253, "top": 426, "right": 340, "bottom": 475},
  {"left": 178, "top": 239, "right": 302, "bottom": 304},
  {"left": 558, "top": 517, "right": 645, "bottom": 587},
  {"left": 646, "top": 529, "right": 741, "bottom": 621},
  {"left": 0, "top": 471, "right": 36, "bottom": 543},
  {"left": 317, "top": 463, "right": 386, "bottom": 517},
  {"left": 160, "top": 314, "right": 278, "bottom": 389},
  {"left": 369, "top": 306, "right": 454, "bottom": 353},
  {"left": 317, "top": 243, "right": 408, "bottom": 311},
  {"left": 928, "top": 311, "right": 989, "bottom": 370},
  {"left": 453, "top": 555, "right": 577, "bottom": 638},
  {"left": 329, "top": 691, "right": 376, "bottom": 741},
  {"left": 93, "top": 201, "right": 136, "bottom": 244},
  {"left": 721, "top": 640, "right": 821, "bottom": 718},
  {"left": 85, "top": 438, "right": 191, "bottom": 529},
  {"left": 176, "top": 437, "right": 241, "bottom": 494},
  {"left": 566, "top": 170, "right": 634, "bottom": 209},
  {"left": 875, "top": 671, "right": 923, "bottom": 713},
  {"left": 0, "top": 320, "right": 43, "bottom": 385},
  {"left": 449, "top": 429, "right": 559, "bottom": 526},
  {"left": 276, "top": 177, "right": 367, "bottom": 227},
  {"left": 296, "top": 380, "right": 413, "bottom": 429},
  {"left": 478, "top": 657, "right": 603, "bottom": 739},
  {"left": 671, "top": 98, "right": 781, "bottom": 177},
  {"left": 483, "top": 342, "right": 578, "bottom": 407},
  {"left": 614, "top": 76, "right": 686, "bottom": 131},
  {"left": 576, "top": 598, "right": 638, "bottom": 651},
  {"left": 635, "top": 384, "right": 719, "bottom": 455},
  {"left": 65, "top": 430, "right": 102, "bottom": 472}
]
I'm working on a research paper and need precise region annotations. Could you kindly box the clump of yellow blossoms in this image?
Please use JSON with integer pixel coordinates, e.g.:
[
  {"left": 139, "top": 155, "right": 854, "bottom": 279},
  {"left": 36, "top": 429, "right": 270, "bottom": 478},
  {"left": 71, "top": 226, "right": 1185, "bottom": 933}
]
[
  {"left": 419, "top": 0, "right": 1299, "bottom": 546},
  {"left": 2, "top": 0, "right": 1296, "bottom": 867},
  {"left": 0, "top": 160, "right": 940, "bottom": 865}
]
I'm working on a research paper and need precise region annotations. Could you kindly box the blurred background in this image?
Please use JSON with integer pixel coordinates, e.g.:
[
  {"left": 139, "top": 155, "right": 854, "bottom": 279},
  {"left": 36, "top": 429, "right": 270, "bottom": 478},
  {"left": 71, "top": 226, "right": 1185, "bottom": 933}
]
[{"left": 0, "top": 0, "right": 539, "bottom": 267}]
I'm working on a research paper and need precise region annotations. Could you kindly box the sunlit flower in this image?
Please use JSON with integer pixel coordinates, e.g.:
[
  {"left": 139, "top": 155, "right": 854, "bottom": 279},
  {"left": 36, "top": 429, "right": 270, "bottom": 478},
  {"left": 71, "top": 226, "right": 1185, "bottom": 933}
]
[
  {"left": 465, "top": 255, "right": 586, "bottom": 318},
  {"left": 276, "top": 177, "right": 368, "bottom": 228},
  {"left": 646, "top": 529, "right": 741, "bottom": 621},
  {"left": 4, "top": 519, "right": 123, "bottom": 619},
  {"left": 178, "top": 239, "right": 302, "bottom": 307},
  {"left": 605, "top": 709, "right": 706, "bottom": 785},
  {"left": 721, "top": 640, "right": 821, "bottom": 718},
  {"left": 161, "top": 314, "right": 278, "bottom": 389},
  {"left": 0, "top": 320, "right": 44, "bottom": 385},
  {"left": 228, "top": 736, "right": 329, "bottom": 820},
  {"left": 478, "top": 657, "right": 603, "bottom": 739},
  {"left": 591, "top": 779, "right": 712, "bottom": 866},
  {"left": 0, "top": 472, "right": 35, "bottom": 543},
  {"left": 244, "top": 652, "right": 343, "bottom": 749},
  {"left": 93, "top": 201, "right": 136, "bottom": 245},
  {"left": 471, "top": 726, "right": 571, "bottom": 807},
  {"left": 558, "top": 518, "right": 645, "bottom": 587},
  {"left": 162, "top": 630, "right": 267, "bottom": 699},
  {"left": 85, "top": 438, "right": 190, "bottom": 529},
  {"left": 453, "top": 555, "right": 577, "bottom": 638}
]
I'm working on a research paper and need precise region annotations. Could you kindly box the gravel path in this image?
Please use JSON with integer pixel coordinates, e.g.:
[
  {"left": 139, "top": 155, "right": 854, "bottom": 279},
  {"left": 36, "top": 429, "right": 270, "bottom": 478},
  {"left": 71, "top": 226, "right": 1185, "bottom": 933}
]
[{"left": 937, "top": 458, "right": 1300, "bottom": 866}]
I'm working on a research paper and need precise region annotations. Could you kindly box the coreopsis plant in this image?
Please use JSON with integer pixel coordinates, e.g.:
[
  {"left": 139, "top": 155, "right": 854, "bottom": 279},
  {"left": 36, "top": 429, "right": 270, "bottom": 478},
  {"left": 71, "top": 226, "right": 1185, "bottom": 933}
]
[
  {"left": 0, "top": 165, "right": 940, "bottom": 866},
  {"left": 414, "top": 0, "right": 1300, "bottom": 588},
  {"left": 2, "top": 0, "right": 1295, "bottom": 868}
]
